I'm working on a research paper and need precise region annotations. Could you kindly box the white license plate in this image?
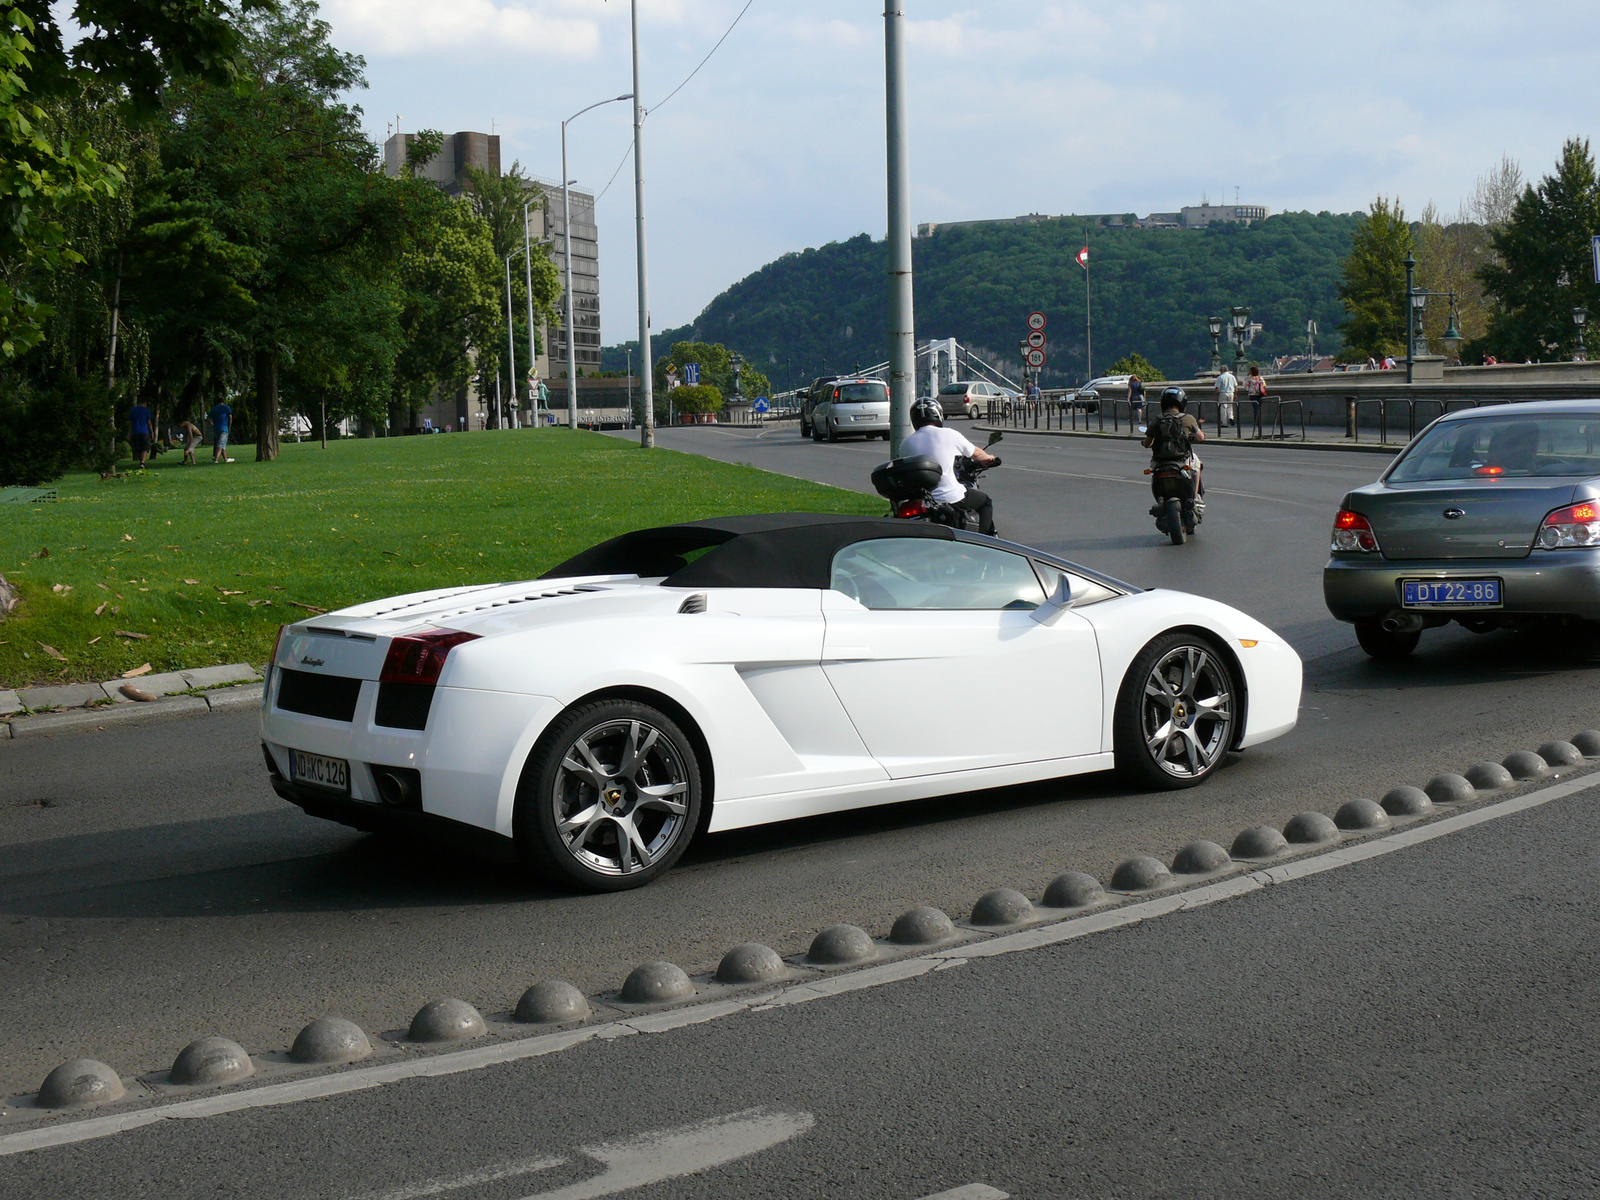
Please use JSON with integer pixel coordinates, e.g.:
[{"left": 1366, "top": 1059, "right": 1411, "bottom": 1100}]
[{"left": 289, "top": 749, "right": 350, "bottom": 793}]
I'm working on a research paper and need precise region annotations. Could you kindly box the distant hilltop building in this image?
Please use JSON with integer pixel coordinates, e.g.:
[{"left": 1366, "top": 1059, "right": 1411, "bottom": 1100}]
[
  {"left": 916, "top": 201, "right": 1269, "bottom": 238},
  {"left": 383, "top": 130, "right": 500, "bottom": 196}
]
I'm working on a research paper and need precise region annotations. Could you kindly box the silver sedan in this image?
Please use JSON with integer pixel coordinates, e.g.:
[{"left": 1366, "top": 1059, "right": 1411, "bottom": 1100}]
[{"left": 1324, "top": 399, "right": 1600, "bottom": 658}]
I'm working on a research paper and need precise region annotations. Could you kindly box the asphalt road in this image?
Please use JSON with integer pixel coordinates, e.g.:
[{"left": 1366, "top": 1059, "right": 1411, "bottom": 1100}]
[
  {"left": 2, "top": 429, "right": 1599, "bottom": 1101},
  {"left": 7, "top": 775, "right": 1596, "bottom": 1199}
]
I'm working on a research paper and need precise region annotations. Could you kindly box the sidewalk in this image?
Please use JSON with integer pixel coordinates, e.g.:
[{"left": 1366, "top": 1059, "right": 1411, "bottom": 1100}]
[
  {"left": 1, "top": 663, "right": 261, "bottom": 739},
  {"left": 975, "top": 423, "right": 1402, "bottom": 454}
]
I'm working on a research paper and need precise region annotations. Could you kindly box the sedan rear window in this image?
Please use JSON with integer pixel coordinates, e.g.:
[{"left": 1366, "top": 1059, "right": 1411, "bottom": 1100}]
[
  {"left": 1388, "top": 413, "right": 1600, "bottom": 481},
  {"left": 835, "top": 383, "right": 887, "bottom": 403},
  {"left": 938, "top": 383, "right": 969, "bottom": 395}
]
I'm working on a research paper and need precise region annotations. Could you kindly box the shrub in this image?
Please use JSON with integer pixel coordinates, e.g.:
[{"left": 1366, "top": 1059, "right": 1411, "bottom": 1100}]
[
  {"left": 671, "top": 383, "right": 723, "bottom": 414},
  {"left": 0, "top": 374, "right": 114, "bottom": 486}
]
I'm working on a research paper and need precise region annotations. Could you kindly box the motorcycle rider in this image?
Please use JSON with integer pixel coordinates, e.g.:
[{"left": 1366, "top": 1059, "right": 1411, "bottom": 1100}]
[
  {"left": 1141, "top": 386, "right": 1205, "bottom": 531},
  {"left": 902, "top": 398, "right": 998, "bottom": 535}
]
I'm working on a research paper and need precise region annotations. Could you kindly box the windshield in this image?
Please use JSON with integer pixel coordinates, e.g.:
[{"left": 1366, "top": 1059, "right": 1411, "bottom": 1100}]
[
  {"left": 835, "top": 383, "right": 887, "bottom": 403},
  {"left": 1387, "top": 413, "right": 1600, "bottom": 482}
]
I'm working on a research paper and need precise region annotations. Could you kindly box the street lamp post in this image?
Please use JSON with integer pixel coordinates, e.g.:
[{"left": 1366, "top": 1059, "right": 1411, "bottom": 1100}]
[
  {"left": 1229, "top": 306, "right": 1250, "bottom": 378},
  {"left": 629, "top": 0, "right": 655, "bottom": 450},
  {"left": 1575, "top": 307, "right": 1589, "bottom": 362},
  {"left": 522, "top": 201, "right": 537, "bottom": 423},
  {"left": 561, "top": 94, "right": 633, "bottom": 432},
  {"left": 504, "top": 250, "right": 519, "bottom": 430},
  {"left": 884, "top": 1, "right": 916, "bottom": 456},
  {"left": 1404, "top": 252, "right": 1416, "bottom": 383},
  {"left": 1206, "top": 315, "right": 1223, "bottom": 373}
]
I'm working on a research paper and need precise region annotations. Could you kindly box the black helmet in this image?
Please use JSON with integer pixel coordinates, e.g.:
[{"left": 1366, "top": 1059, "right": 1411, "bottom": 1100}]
[
  {"left": 1159, "top": 386, "right": 1188, "bottom": 412},
  {"left": 911, "top": 397, "right": 944, "bottom": 429}
]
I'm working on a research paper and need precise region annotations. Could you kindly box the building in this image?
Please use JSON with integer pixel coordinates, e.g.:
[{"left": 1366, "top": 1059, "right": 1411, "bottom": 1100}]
[
  {"left": 382, "top": 130, "right": 500, "bottom": 196},
  {"left": 527, "top": 176, "right": 602, "bottom": 377},
  {"left": 916, "top": 201, "right": 1268, "bottom": 238}
]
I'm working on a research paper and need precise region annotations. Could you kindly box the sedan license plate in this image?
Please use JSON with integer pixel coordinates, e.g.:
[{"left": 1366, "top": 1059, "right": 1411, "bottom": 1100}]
[
  {"left": 289, "top": 749, "right": 350, "bottom": 793},
  {"left": 1401, "top": 579, "right": 1502, "bottom": 608}
]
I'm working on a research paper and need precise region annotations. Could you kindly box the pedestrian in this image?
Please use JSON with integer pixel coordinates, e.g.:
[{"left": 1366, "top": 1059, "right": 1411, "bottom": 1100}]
[
  {"left": 127, "top": 398, "right": 154, "bottom": 469},
  {"left": 1127, "top": 374, "right": 1146, "bottom": 425},
  {"left": 179, "top": 418, "right": 201, "bottom": 465},
  {"left": 209, "top": 397, "right": 233, "bottom": 463},
  {"left": 1213, "top": 364, "right": 1237, "bottom": 427},
  {"left": 1245, "top": 365, "right": 1267, "bottom": 420}
]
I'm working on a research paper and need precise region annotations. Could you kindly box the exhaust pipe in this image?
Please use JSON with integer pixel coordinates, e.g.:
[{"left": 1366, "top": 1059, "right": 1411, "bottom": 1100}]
[{"left": 1381, "top": 611, "right": 1425, "bottom": 634}]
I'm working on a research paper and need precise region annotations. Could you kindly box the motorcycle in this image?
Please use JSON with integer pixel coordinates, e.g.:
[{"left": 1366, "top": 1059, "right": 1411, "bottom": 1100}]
[
  {"left": 1146, "top": 460, "right": 1205, "bottom": 545},
  {"left": 871, "top": 431, "right": 1003, "bottom": 532}
]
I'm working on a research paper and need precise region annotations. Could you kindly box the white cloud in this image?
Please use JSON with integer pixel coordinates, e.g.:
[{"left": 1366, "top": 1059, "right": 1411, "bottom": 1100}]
[{"left": 323, "top": 0, "right": 601, "bottom": 57}]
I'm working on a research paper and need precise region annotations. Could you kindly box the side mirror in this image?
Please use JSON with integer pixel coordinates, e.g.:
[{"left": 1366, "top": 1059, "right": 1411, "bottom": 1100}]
[
  {"left": 986, "top": 430, "right": 1004, "bottom": 448},
  {"left": 1030, "top": 573, "right": 1072, "bottom": 626}
]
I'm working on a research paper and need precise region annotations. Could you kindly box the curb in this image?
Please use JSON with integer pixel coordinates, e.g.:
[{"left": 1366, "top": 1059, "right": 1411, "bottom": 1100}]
[
  {"left": 1, "top": 683, "right": 262, "bottom": 739},
  {"left": 973, "top": 425, "right": 1401, "bottom": 454}
]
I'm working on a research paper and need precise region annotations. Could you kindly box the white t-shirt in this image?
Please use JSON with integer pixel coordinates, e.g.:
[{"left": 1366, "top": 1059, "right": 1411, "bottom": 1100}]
[
  {"left": 1214, "top": 370, "right": 1237, "bottom": 399},
  {"left": 902, "top": 424, "right": 977, "bottom": 502}
]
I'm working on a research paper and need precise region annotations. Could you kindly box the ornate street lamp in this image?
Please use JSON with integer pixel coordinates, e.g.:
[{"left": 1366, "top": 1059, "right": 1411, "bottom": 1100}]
[
  {"left": 1206, "top": 315, "right": 1223, "bottom": 373},
  {"left": 1403, "top": 252, "right": 1417, "bottom": 383},
  {"left": 1229, "top": 306, "right": 1250, "bottom": 376},
  {"left": 1575, "top": 307, "right": 1588, "bottom": 362}
]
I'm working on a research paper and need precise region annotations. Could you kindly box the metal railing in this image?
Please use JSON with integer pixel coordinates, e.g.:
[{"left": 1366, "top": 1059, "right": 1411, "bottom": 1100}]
[
  {"left": 1348, "top": 396, "right": 1507, "bottom": 445},
  {"left": 985, "top": 394, "right": 1308, "bottom": 441}
]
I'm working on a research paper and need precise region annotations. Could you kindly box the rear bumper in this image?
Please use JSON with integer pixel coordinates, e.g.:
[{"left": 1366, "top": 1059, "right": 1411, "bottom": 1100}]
[
  {"left": 824, "top": 410, "right": 889, "bottom": 436},
  {"left": 269, "top": 774, "right": 517, "bottom": 861},
  {"left": 1323, "top": 551, "right": 1600, "bottom": 622}
]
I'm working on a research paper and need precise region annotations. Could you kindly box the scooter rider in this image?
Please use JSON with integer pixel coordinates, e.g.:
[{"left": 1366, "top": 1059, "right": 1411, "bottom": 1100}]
[
  {"left": 1141, "top": 386, "right": 1205, "bottom": 523},
  {"left": 902, "top": 398, "right": 998, "bottom": 535}
]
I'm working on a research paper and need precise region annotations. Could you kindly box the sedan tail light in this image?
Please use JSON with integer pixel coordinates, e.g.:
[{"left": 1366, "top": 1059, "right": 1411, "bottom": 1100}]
[
  {"left": 1536, "top": 501, "right": 1600, "bottom": 549},
  {"left": 1331, "top": 509, "right": 1380, "bottom": 553},
  {"left": 380, "top": 628, "right": 480, "bottom": 685}
]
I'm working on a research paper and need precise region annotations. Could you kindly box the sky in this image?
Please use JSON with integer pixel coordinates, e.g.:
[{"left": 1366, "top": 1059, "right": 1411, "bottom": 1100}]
[{"left": 323, "top": 0, "right": 1600, "bottom": 347}]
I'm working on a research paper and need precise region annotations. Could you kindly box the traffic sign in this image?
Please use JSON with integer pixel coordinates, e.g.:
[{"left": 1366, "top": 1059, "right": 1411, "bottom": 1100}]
[
  {"left": 1025, "top": 348, "right": 1046, "bottom": 368},
  {"left": 1027, "top": 311, "right": 1047, "bottom": 331},
  {"left": 1026, "top": 330, "right": 1046, "bottom": 348},
  {"left": 752, "top": 397, "right": 769, "bottom": 413},
  {"left": 684, "top": 363, "right": 701, "bottom": 385}
]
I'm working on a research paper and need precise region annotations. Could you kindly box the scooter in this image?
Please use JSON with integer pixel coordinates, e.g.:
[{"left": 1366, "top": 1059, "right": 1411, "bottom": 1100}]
[
  {"left": 1146, "top": 461, "right": 1205, "bottom": 545},
  {"left": 871, "top": 431, "right": 1003, "bottom": 532}
]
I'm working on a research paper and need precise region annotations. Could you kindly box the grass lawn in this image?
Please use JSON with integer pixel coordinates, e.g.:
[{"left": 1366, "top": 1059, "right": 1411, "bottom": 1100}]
[{"left": 0, "top": 429, "right": 879, "bottom": 689}]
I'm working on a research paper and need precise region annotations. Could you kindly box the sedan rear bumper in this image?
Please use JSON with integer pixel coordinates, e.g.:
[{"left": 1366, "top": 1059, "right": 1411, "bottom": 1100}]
[{"left": 1323, "top": 551, "right": 1600, "bottom": 622}]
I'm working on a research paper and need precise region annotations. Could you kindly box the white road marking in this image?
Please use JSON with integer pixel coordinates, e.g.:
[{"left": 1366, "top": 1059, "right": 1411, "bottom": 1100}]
[
  {"left": 915, "top": 1186, "right": 1009, "bottom": 1200},
  {"left": 2, "top": 773, "right": 1594, "bottom": 1158},
  {"left": 354, "top": 1156, "right": 566, "bottom": 1200},
  {"left": 516, "top": 1108, "right": 814, "bottom": 1200}
]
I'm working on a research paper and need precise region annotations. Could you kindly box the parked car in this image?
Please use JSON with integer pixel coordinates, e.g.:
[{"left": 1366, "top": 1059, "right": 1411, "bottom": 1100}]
[
  {"left": 798, "top": 376, "right": 841, "bottom": 438},
  {"left": 937, "top": 381, "right": 1008, "bottom": 419},
  {"left": 811, "top": 378, "right": 891, "bottom": 442},
  {"left": 262, "top": 513, "right": 1301, "bottom": 890},
  {"left": 1072, "top": 374, "right": 1131, "bottom": 413},
  {"left": 1324, "top": 400, "right": 1600, "bottom": 658}
]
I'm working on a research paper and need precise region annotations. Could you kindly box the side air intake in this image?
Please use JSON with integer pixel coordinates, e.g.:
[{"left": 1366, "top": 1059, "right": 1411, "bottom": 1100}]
[{"left": 678, "top": 593, "right": 707, "bottom": 614}]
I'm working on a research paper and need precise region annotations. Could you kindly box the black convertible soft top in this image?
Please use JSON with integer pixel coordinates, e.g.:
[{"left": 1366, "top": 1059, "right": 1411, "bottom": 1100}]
[{"left": 541, "top": 513, "right": 952, "bottom": 590}]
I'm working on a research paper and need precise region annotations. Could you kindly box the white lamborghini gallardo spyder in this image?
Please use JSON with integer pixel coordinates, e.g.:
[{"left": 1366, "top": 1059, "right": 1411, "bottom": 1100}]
[{"left": 260, "top": 514, "right": 1301, "bottom": 891}]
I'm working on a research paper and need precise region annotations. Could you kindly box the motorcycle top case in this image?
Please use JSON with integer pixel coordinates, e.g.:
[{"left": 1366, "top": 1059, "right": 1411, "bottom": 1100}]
[{"left": 871, "top": 455, "right": 943, "bottom": 501}]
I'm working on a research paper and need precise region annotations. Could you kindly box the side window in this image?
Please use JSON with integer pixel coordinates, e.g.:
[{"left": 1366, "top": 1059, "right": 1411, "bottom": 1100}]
[
  {"left": 831, "top": 538, "right": 1047, "bottom": 611},
  {"left": 1033, "top": 561, "right": 1120, "bottom": 608}
]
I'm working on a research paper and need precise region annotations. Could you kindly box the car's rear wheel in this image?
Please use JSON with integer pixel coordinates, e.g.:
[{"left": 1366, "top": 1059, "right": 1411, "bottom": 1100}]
[
  {"left": 1354, "top": 621, "right": 1420, "bottom": 660},
  {"left": 515, "top": 700, "right": 703, "bottom": 892},
  {"left": 1165, "top": 499, "right": 1185, "bottom": 545},
  {"left": 826, "top": 423, "right": 838, "bottom": 442},
  {"left": 1114, "top": 632, "right": 1236, "bottom": 789}
]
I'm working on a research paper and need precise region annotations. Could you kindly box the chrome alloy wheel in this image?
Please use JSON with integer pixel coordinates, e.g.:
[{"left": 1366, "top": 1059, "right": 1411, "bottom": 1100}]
[
  {"left": 550, "top": 718, "right": 691, "bottom": 877},
  {"left": 1140, "top": 644, "right": 1234, "bottom": 779}
]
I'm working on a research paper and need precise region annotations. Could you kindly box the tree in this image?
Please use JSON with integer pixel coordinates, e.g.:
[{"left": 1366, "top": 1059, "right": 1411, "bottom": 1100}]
[
  {"left": 1108, "top": 352, "right": 1164, "bottom": 381},
  {"left": 656, "top": 339, "right": 769, "bottom": 400},
  {"left": 1337, "top": 198, "right": 1412, "bottom": 360},
  {"left": 1477, "top": 139, "right": 1600, "bottom": 362}
]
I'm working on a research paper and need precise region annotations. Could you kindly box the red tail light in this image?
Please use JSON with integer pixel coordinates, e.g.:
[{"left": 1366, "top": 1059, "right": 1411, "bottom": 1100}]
[
  {"left": 893, "top": 499, "right": 928, "bottom": 518},
  {"left": 1331, "top": 509, "right": 1379, "bottom": 553},
  {"left": 380, "top": 629, "right": 480, "bottom": 685},
  {"left": 1536, "top": 501, "right": 1600, "bottom": 549},
  {"left": 270, "top": 624, "right": 288, "bottom": 665}
]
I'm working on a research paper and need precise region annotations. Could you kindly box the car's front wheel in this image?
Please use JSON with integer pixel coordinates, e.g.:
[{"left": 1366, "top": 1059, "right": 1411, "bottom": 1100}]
[
  {"left": 515, "top": 699, "right": 703, "bottom": 891},
  {"left": 1354, "top": 621, "right": 1420, "bottom": 660},
  {"left": 1114, "top": 632, "right": 1237, "bottom": 789}
]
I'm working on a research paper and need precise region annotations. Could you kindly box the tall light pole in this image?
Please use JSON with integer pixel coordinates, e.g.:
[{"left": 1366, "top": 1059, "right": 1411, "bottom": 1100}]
[
  {"left": 522, "top": 200, "right": 537, "bottom": 422},
  {"left": 630, "top": 0, "right": 655, "bottom": 449},
  {"left": 504, "top": 251, "right": 518, "bottom": 430},
  {"left": 884, "top": 1, "right": 915, "bottom": 455},
  {"left": 1575, "top": 307, "right": 1589, "bottom": 362},
  {"left": 1404, "top": 252, "right": 1416, "bottom": 384},
  {"left": 561, "top": 94, "right": 632, "bottom": 432}
]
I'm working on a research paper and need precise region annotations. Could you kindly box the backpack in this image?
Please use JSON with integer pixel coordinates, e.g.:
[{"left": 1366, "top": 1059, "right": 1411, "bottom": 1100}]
[{"left": 1149, "top": 413, "right": 1192, "bottom": 462}]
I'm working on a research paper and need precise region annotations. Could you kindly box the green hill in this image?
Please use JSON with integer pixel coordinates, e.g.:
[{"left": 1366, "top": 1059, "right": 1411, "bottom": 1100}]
[{"left": 604, "top": 211, "right": 1363, "bottom": 388}]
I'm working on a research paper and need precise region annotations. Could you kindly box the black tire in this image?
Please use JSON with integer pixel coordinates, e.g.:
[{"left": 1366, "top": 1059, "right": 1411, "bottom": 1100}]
[
  {"left": 1113, "top": 631, "right": 1238, "bottom": 790},
  {"left": 1165, "top": 498, "right": 1185, "bottom": 545},
  {"left": 1354, "top": 621, "right": 1420, "bottom": 660},
  {"left": 514, "top": 699, "right": 703, "bottom": 892},
  {"left": 826, "top": 423, "right": 838, "bottom": 442},
  {"left": 799, "top": 421, "right": 811, "bottom": 438},
  {"left": 811, "top": 421, "right": 824, "bottom": 443}
]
